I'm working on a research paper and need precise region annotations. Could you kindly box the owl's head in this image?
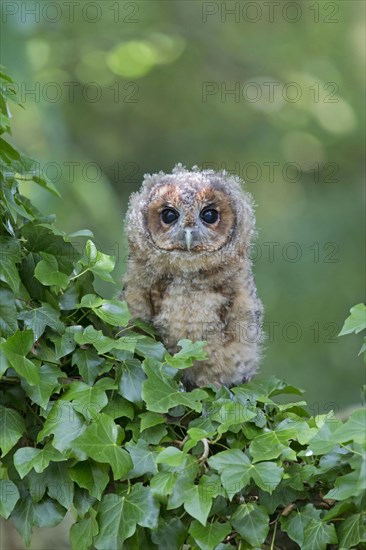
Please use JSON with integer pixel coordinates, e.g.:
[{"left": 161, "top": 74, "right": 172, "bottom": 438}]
[{"left": 126, "top": 164, "right": 256, "bottom": 272}]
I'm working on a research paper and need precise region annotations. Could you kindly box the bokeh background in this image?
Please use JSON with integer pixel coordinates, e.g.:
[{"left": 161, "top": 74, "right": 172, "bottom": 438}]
[
  {"left": 1, "top": 0, "right": 365, "bottom": 547},
  {"left": 2, "top": 1, "right": 364, "bottom": 410}
]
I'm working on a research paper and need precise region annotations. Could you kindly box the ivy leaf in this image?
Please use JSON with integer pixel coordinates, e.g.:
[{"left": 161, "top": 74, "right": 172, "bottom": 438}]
[
  {"left": 164, "top": 339, "right": 207, "bottom": 369},
  {"left": 139, "top": 411, "right": 165, "bottom": 432},
  {"left": 34, "top": 253, "right": 70, "bottom": 289},
  {"left": 79, "top": 240, "right": 115, "bottom": 283},
  {"left": 307, "top": 419, "right": 343, "bottom": 455},
  {"left": 20, "top": 363, "right": 63, "bottom": 409},
  {"left": 0, "top": 404, "right": 25, "bottom": 456},
  {"left": 19, "top": 303, "right": 65, "bottom": 342},
  {"left": 37, "top": 401, "right": 87, "bottom": 454},
  {"left": 303, "top": 518, "right": 337, "bottom": 549},
  {"left": 9, "top": 493, "right": 35, "bottom": 547},
  {"left": 13, "top": 444, "right": 66, "bottom": 478},
  {"left": 71, "top": 413, "right": 132, "bottom": 479},
  {"left": 72, "top": 346, "right": 106, "bottom": 385},
  {"left": 50, "top": 327, "right": 77, "bottom": 359},
  {"left": 0, "top": 480, "right": 20, "bottom": 518},
  {"left": 156, "top": 447, "right": 186, "bottom": 467},
  {"left": 118, "top": 359, "right": 146, "bottom": 406},
  {"left": 70, "top": 515, "right": 99, "bottom": 550},
  {"left": 43, "top": 461, "right": 74, "bottom": 508},
  {"left": 151, "top": 517, "right": 187, "bottom": 550},
  {"left": 0, "top": 236, "right": 21, "bottom": 292},
  {"left": 94, "top": 484, "right": 159, "bottom": 549},
  {"left": 0, "top": 288, "right": 17, "bottom": 337},
  {"left": 183, "top": 483, "right": 213, "bottom": 526},
  {"left": 93, "top": 299, "right": 131, "bottom": 327},
  {"left": 211, "top": 401, "right": 257, "bottom": 434},
  {"left": 68, "top": 461, "right": 110, "bottom": 500},
  {"left": 62, "top": 380, "right": 114, "bottom": 420},
  {"left": 150, "top": 471, "right": 178, "bottom": 501},
  {"left": 331, "top": 408, "right": 366, "bottom": 445},
  {"left": 33, "top": 498, "right": 66, "bottom": 527},
  {"left": 0, "top": 329, "right": 40, "bottom": 385},
  {"left": 280, "top": 503, "right": 321, "bottom": 547},
  {"left": 208, "top": 449, "right": 283, "bottom": 497},
  {"left": 142, "top": 358, "right": 208, "bottom": 413},
  {"left": 125, "top": 439, "right": 158, "bottom": 478},
  {"left": 189, "top": 520, "right": 231, "bottom": 550},
  {"left": 337, "top": 512, "right": 366, "bottom": 548},
  {"left": 231, "top": 503, "right": 269, "bottom": 547},
  {"left": 339, "top": 303, "right": 366, "bottom": 335},
  {"left": 324, "top": 468, "right": 366, "bottom": 500},
  {"left": 102, "top": 394, "right": 134, "bottom": 421}
]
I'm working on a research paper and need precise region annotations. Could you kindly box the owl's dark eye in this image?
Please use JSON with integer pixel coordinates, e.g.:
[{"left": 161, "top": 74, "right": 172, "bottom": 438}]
[
  {"left": 161, "top": 208, "right": 179, "bottom": 224},
  {"left": 200, "top": 208, "right": 219, "bottom": 224}
]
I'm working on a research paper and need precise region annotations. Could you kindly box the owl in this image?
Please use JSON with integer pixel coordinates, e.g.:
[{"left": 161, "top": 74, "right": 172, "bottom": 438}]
[{"left": 123, "top": 164, "right": 263, "bottom": 388}]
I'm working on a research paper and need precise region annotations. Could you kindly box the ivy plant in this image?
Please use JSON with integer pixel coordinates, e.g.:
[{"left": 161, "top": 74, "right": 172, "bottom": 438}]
[{"left": 0, "top": 68, "right": 365, "bottom": 550}]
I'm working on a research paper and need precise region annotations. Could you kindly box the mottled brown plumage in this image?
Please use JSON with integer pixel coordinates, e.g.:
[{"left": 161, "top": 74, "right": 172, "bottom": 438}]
[{"left": 123, "top": 164, "right": 263, "bottom": 387}]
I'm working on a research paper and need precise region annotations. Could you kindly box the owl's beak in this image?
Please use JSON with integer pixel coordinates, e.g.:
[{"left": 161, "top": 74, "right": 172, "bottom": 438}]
[{"left": 184, "top": 227, "right": 194, "bottom": 251}]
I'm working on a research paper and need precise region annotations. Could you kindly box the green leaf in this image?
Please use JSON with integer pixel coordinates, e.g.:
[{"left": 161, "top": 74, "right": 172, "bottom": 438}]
[
  {"left": 331, "top": 408, "right": 366, "bottom": 445},
  {"left": 0, "top": 329, "right": 40, "bottom": 385},
  {"left": 183, "top": 483, "right": 213, "bottom": 526},
  {"left": 0, "top": 288, "right": 17, "bottom": 337},
  {"left": 303, "top": 518, "right": 337, "bottom": 549},
  {"left": 142, "top": 358, "right": 208, "bottom": 413},
  {"left": 0, "top": 404, "right": 25, "bottom": 456},
  {"left": 189, "top": 520, "right": 231, "bottom": 550},
  {"left": 150, "top": 471, "right": 178, "bottom": 500},
  {"left": 151, "top": 517, "right": 187, "bottom": 550},
  {"left": 33, "top": 498, "right": 66, "bottom": 527},
  {"left": 19, "top": 302, "right": 65, "bottom": 342},
  {"left": 79, "top": 240, "right": 115, "bottom": 283},
  {"left": 231, "top": 503, "right": 269, "bottom": 547},
  {"left": 337, "top": 512, "right": 366, "bottom": 548},
  {"left": 71, "top": 413, "right": 132, "bottom": 479},
  {"left": 119, "top": 359, "right": 146, "bottom": 405},
  {"left": 94, "top": 484, "right": 159, "bottom": 549},
  {"left": 339, "top": 303, "right": 366, "bottom": 335},
  {"left": 14, "top": 444, "right": 66, "bottom": 478},
  {"left": 249, "top": 430, "right": 289, "bottom": 462},
  {"left": 94, "top": 299, "right": 131, "bottom": 327},
  {"left": 62, "top": 380, "right": 114, "bottom": 420},
  {"left": 281, "top": 504, "right": 321, "bottom": 547},
  {"left": 208, "top": 449, "right": 283, "bottom": 497},
  {"left": 211, "top": 401, "right": 257, "bottom": 434},
  {"left": 34, "top": 253, "right": 70, "bottom": 289},
  {"left": 44, "top": 461, "right": 74, "bottom": 508},
  {"left": 164, "top": 338, "right": 207, "bottom": 369},
  {"left": 102, "top": 394, "right": 134, "bottom": 421},
  {"left": 325, "top": 468, "right": 366, "bottom": 500},
  {"left": 68, "top": 461, "right": 110, "bottom": 500},
  {"left": 307, "top": 418, "right": 343, "bottom": 455},
  {"left": 139, "top": 411, "right": 165, "bottom": 431},
  {"left": 0, "top": 236, "right": 21, "bottom": 292},
  {"left": 37, "top": 401, "right": 87, "bottom": 454},
  {"left": 9, "top": 493, "right": 35, "bottom": 547},
  {"left": 70, "top": 515, "right": 99, "bottom": 550},
  {"left": 156, "top": 447, "right": 186, "bottom": 467},
  {"left": 21, "top": 363, "right": 63, "bottom": 409},
  {"left": 126, "top": 439, "right": 158, "bottom": 478},
  {"left": 51, "top": 326, "right": 77, "bottom": 359},
  {"left": 0, "top": 480, "right": 20, "bottom": 518}
]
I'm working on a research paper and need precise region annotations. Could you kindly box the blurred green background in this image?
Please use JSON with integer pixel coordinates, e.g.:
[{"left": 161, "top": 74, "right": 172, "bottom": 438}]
[{"left": 1, "top": 0, "right": 364, "bottom": 419}]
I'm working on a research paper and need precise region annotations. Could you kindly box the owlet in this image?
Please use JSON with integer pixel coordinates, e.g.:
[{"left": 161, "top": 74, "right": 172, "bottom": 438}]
[{"left": 123, "top": 164, "right": 263, "bottom": 388}]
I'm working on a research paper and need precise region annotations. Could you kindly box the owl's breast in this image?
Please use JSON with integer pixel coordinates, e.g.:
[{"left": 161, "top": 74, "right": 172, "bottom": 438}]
[{"left": 152, "top": 278, "right": 227, "bottom": 352}]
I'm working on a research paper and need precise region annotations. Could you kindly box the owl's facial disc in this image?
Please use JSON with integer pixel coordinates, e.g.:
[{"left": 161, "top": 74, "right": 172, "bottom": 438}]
[{"left": 146, "top": 185, "right": 235, "bottom": 253}]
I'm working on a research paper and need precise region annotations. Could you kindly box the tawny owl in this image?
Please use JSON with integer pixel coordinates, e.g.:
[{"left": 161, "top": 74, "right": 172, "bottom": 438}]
[{"left": 123, "top": 164, "right": 263, "bottom": 388}]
